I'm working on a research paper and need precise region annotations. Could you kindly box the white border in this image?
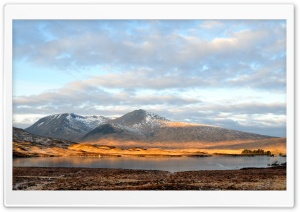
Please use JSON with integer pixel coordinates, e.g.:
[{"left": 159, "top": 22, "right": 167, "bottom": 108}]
[{"left": 3, "top": 4, "right": 294, "bottom": 207}]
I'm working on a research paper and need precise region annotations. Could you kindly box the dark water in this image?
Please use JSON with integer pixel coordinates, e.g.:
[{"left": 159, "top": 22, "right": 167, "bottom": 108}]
[{"left": 13, "top": 156, "right": 286, "bottom": 172}]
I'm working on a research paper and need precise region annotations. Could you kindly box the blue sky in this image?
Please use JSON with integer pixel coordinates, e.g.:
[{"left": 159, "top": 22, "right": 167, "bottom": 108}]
[{"left": 12, "top": 20, "right": 286, "bottom": 137}]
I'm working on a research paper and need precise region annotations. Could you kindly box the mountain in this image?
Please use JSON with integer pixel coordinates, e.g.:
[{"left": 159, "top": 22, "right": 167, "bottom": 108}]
[
  {"left": 109, "top": 109, "right": 168, "bottom": 135},
  {"left": 13, "top": 127, "right": 76, "bottom": 157},
  {"left": 21, "top": 109, "right": 285, "bottom": 155},
  {"left": 81, "top": 123, "right": 144, "bottom": 141},
  {"left": 25, "top": 113, "right": 109, "bottom": 141},
  {"left": 80, "top": 109, "right": 167, "bottom": 141},
  {"left": 81, "top": 109, "right": 170, "bottom": 142},
  {"left": 80, "top": 109, "right": 274, "bottom": 144},
  {"left": 109, "top": 109, "right": 169, "bottom": 127},
  {"left": 24, "top": 109, "right": 276, "bottom": 147}
]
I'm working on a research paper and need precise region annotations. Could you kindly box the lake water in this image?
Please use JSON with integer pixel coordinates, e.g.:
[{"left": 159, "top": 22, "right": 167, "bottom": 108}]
[{"left": 13, "top": 156, "right": 286, "bottom": 172}]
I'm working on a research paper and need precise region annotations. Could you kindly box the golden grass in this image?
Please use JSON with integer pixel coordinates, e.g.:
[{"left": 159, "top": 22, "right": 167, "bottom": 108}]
[
  {"left": 82, "top": 137, "right": 286, "bottom": 153},
  {"left": 14, "top": 137, "right": 286, "bottom": 157},
  {"left": 68, "top": 143, "right": 209, "bottom": 157},
  {"left": 13, "top": 142, "right": 81, "bottom": 157}
]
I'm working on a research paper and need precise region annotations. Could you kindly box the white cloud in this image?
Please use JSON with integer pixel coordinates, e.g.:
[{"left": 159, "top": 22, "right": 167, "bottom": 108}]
[
  {"left": 12, "top": 20, "right": 287, "bottom": 136},
  {"left": 211, "top": 37, "right": 238, "bottom": 49},
  {"left": 13, "top": 114, "right": 46, "bottom": 128},
  {"left": 200, "top": 20, "right": 224, "bottom": 29}
]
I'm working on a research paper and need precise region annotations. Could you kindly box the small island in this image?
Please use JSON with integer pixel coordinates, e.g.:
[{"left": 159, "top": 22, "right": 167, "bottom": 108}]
[
  {"left": 213, "top": 149, "right": 276, "bottom": 157},
  {"left": 241, "top": 149, "right": 274, "bottom": 156}
]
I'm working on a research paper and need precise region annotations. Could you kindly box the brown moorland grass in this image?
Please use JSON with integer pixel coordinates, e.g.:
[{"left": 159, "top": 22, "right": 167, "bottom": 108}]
[{"left": 13, "top": 166, "right": 286, "bottom": 190}]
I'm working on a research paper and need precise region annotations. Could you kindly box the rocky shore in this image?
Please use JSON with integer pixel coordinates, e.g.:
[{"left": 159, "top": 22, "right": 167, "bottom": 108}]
[{"left": 13, "top": 166, "right": 286, "bottom": 190}]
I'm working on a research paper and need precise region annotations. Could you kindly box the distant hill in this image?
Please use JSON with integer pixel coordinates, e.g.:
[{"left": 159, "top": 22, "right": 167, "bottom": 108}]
[
  {"left": 14, "top": 127, "right": 75, "bottom": 148},
  {"left": 25, "top": 113, "right": 109, "bottom": 141},
  {"left": 13, "top": 127, "right": 76, "bottom": 157}
]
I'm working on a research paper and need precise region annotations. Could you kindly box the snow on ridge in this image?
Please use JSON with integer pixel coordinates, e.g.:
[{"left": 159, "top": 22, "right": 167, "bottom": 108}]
[
  {"left": 129, "top": 112, "right": 168, "bottom": 130},
  {"left": 46, "top": 114, "right": 59, "bottom": 120},
  {"left": 75, "top": 115, "right": 108, "bottom": 124},
  {"left": 111, "top": 123, "right": 144, "bottom": 135},
  {"left": 66, "top": 113, "right": 71, "bottom": 121},
  {"left": 63, "top": 114, "right": 109, "bottom": 130},
  {"left": 36, "top": 113, "right": 110, "bottom": 130},
  {"left": 37, "top": 122, "right": 44, "bottom": 127}
]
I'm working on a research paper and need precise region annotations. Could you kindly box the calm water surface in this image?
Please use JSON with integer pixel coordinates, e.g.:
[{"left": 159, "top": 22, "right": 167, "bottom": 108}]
[{"left": 13, "top": 156, "right": 286, "bottom": 172}]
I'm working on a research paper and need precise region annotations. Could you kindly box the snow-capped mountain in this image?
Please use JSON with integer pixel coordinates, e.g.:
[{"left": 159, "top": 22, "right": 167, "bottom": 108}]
[
  {"left": 80, "top": 109, "right": 274, "bottom": 143},
  {"left": 109, "top": 109, "right": 169, "bottom": 133},
  {"left": 110, "top": 109, "right": 168, "bottom": 126},
  {"left": 25, "top": 109, "right": 275, "bottom": 144},
  {"left": 25, "top": 113, "right": 109, "bottom": 141},
  {"left": 80, "top": 109, "right": 169, "bottom": 142}
]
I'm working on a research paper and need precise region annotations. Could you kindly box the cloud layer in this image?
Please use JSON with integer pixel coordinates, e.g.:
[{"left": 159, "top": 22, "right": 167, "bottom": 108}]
[{"left": 12, "top": 20, "right": 286, "bottom": 136}]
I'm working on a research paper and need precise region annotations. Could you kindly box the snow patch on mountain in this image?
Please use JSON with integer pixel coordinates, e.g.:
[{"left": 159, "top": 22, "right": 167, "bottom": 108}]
[
  {"left": 74, "top": 115, "right": 108, "bottom": 128},
  {"left": 108, "top": 109, "right": 169, "bottom": 135},
  {"left": 111, "top": 123, "right": 145, "bottom": 136},
  {"left": 25, "top": 113, "right": 111, "bottom": 141},
  {"left": 37, "top": 122, "right": 44, "bottom": 127}
]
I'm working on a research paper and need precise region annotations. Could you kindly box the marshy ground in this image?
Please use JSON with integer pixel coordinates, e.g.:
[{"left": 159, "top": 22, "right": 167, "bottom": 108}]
[{"left": 13, "top": 166, "right": 286, "bottom": 190}]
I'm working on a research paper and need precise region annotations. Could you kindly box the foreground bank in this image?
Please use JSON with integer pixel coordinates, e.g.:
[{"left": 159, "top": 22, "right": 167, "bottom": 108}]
[{"left": 13, "top": 166, "right": 286, "bottom": 190}]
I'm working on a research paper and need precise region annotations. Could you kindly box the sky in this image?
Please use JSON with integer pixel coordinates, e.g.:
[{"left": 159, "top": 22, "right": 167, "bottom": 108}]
[{"left": 12, "top": 20, "right": 286, "bottom": 137}]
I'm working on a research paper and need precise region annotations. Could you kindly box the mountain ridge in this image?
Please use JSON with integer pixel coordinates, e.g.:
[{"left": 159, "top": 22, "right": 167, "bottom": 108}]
[
  {"left": 80, "top": 109, "right": 275, "bottom": 143},
  {"left": 24, "top": 109, "right": 276, "bottom": 145},
  {"left": 25, "top": 113, "right": 109, "bottom": 141}
]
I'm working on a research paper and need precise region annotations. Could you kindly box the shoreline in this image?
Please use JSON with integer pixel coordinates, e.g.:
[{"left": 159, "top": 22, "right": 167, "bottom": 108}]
[
  {"left": 13, "top": 166, "right": 286, "bottom": 190},
  {"left": 13, "top": 152, "right": 286, "bottom": 158}
]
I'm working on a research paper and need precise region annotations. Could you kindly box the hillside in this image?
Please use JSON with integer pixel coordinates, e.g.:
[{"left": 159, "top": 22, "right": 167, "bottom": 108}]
[
  {"left": 13, "top": 127, "right": 77, "bottom": 157},
  {"left": 25, "top": 113, "right": 109, "bottom": 141}
]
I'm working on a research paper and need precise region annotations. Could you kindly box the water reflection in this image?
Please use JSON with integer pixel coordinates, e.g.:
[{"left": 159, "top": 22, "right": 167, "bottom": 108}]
[{"left": 13, "top": 156, "right": 286, "bottom": 172}]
